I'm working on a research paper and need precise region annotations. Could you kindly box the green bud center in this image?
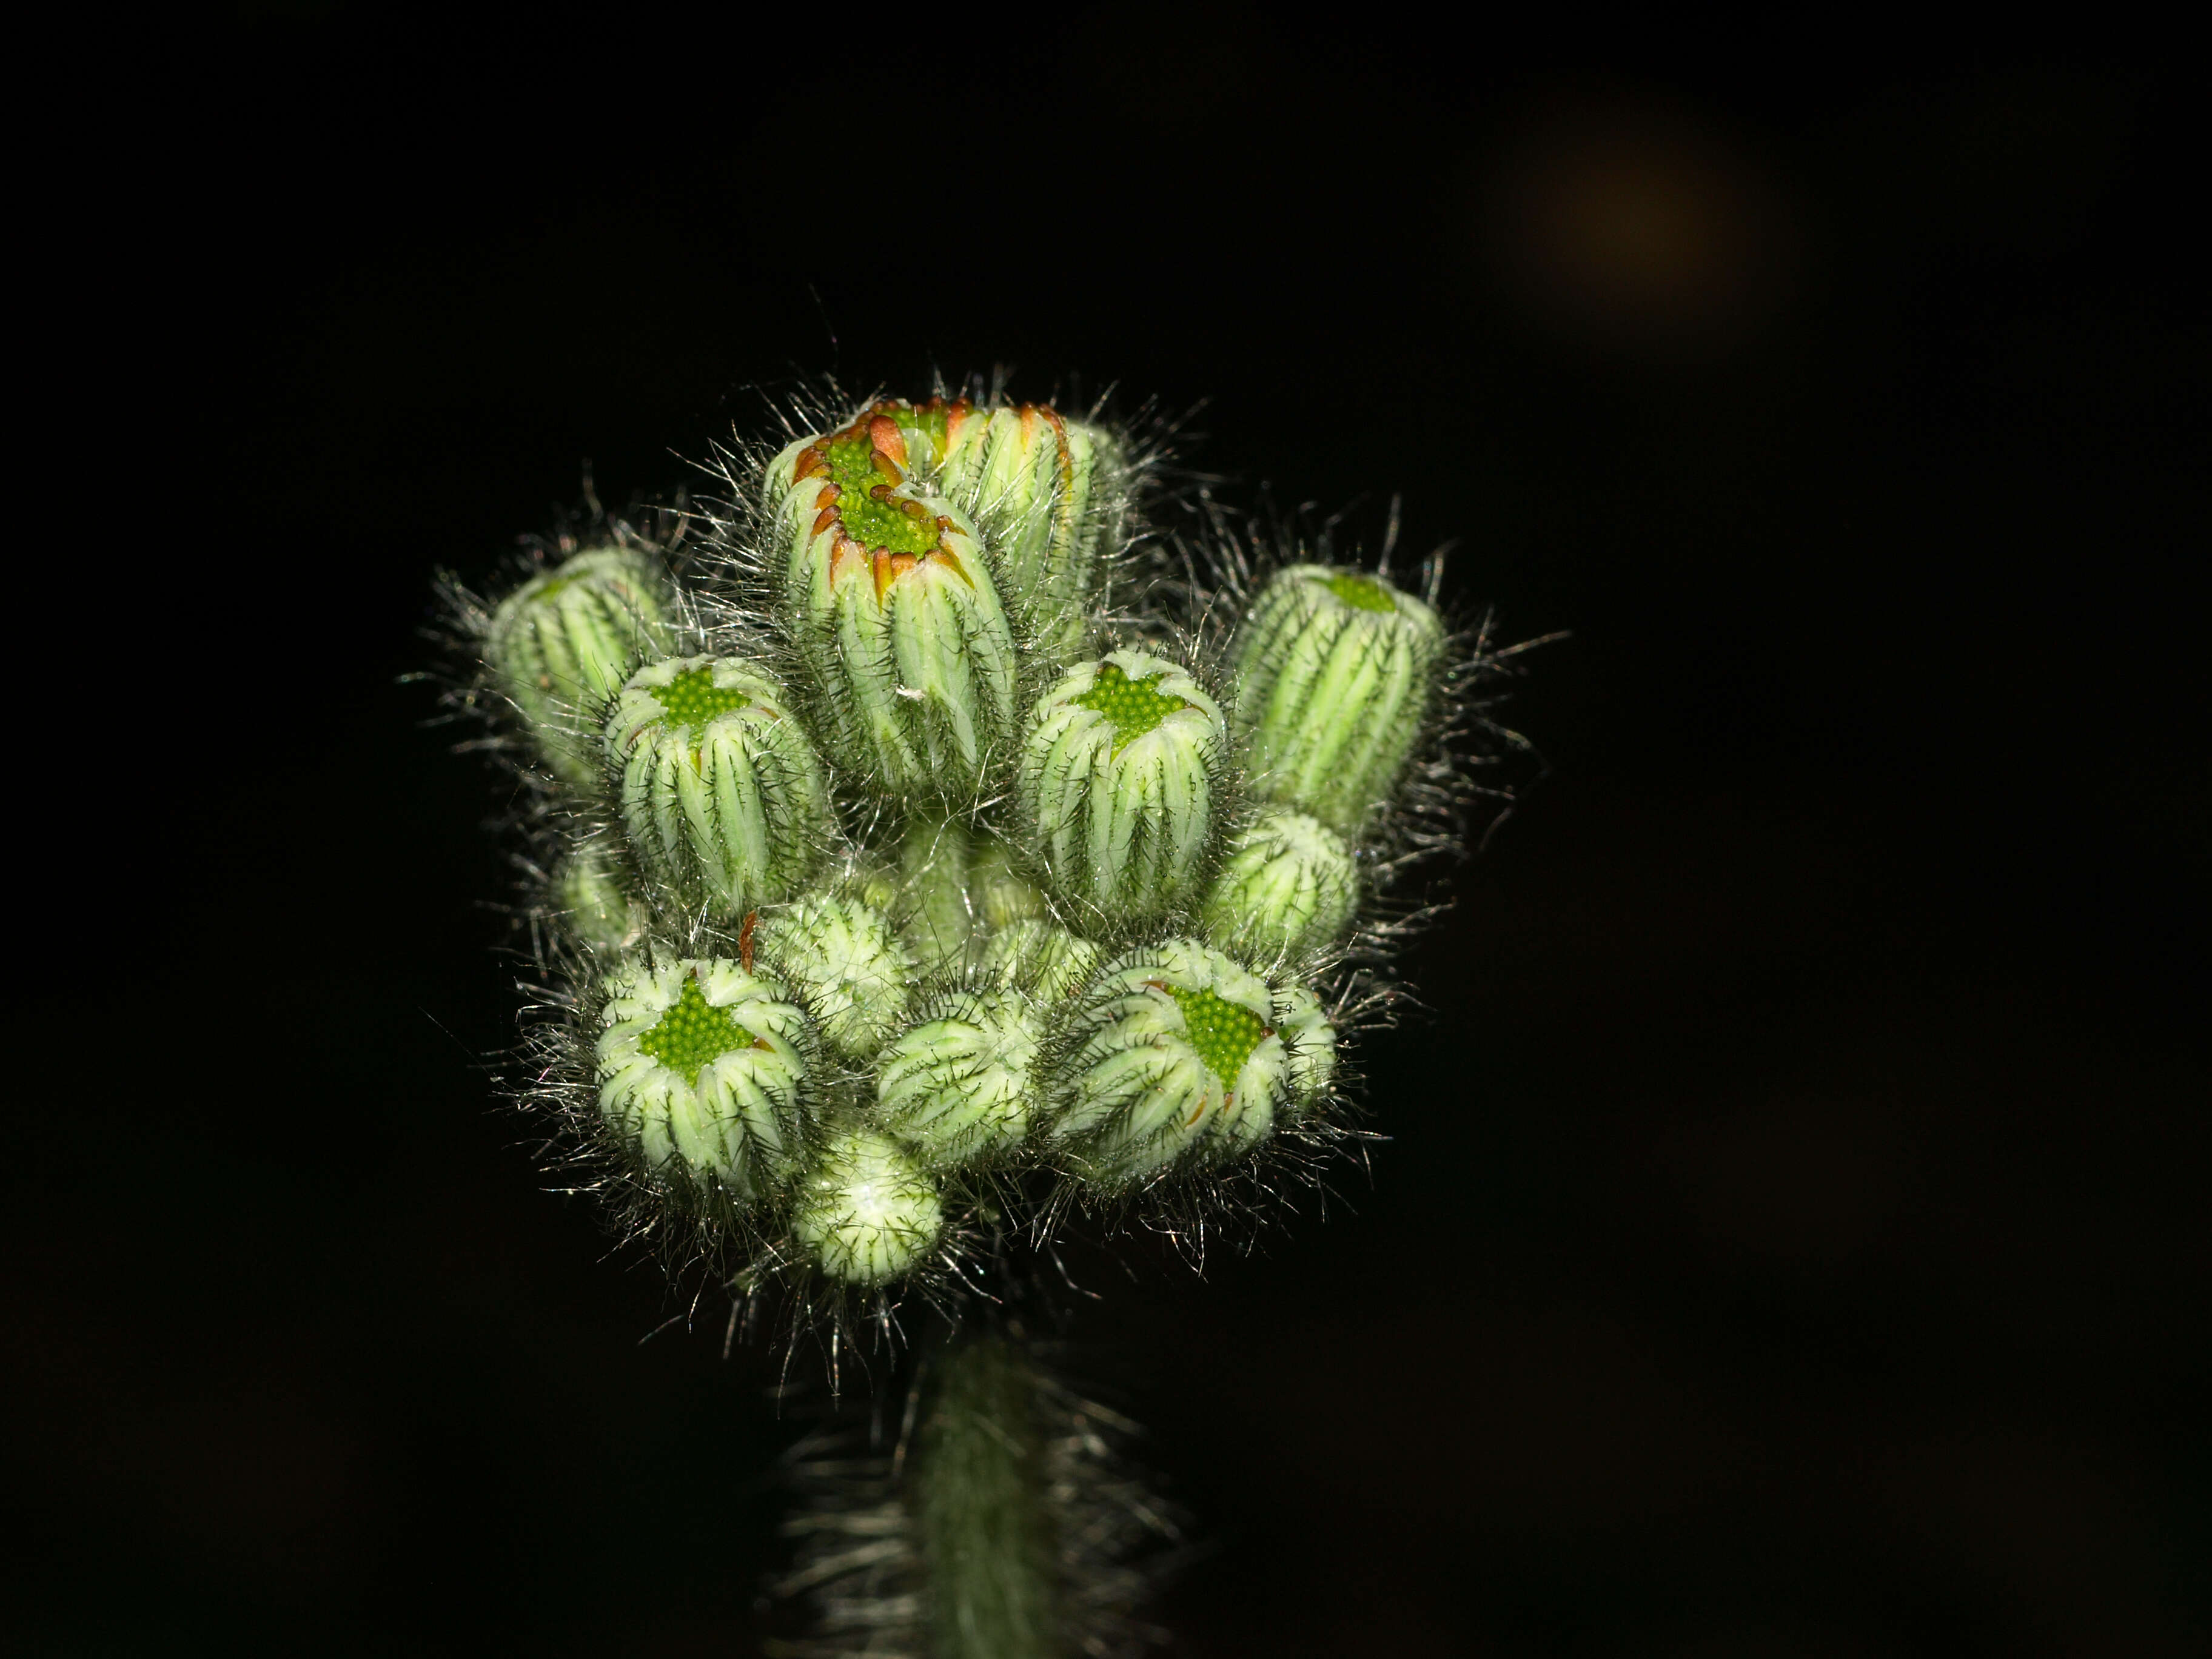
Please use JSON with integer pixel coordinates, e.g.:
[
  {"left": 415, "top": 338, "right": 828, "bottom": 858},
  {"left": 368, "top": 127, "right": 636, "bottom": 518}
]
[
  {"left": 650, "top": 667, "right": 751, "bottom": 729},
  {"left": 636, "top": 974, "right": 759, "bottom": 1084},
  {"left": 1321, "top": 571, "right": 1399, "bottom": 614},
  {"left": 1167, "top": 985, "right": 1269, "bottom": 1085},
  {"left": 1071, "top": 662, "right": 1188, "bottom": 753},
  {"left": 825, "top": 434, "right": 940, "bottom": 555}
]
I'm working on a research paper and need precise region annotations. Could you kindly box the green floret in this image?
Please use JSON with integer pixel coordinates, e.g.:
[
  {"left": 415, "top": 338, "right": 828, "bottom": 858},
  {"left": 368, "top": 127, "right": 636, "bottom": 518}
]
[
  {"left": 1070, "top": 662, "right": 1189, "bottom": 753},
  {"left": 635, "top": 974, "right": 758, "bottom": 1084},
  {"left": 1321, "top": 571, "right": 1398, "bottom": 613},
  {"left": 1167, "top": 984, "right": 1270, "bottom": 1084},
  {"left": 649, "top": 667, "right": 752, "bottom": 729},
  {"left": 824, "top": 434, "right": 940, "bottom": 555}
]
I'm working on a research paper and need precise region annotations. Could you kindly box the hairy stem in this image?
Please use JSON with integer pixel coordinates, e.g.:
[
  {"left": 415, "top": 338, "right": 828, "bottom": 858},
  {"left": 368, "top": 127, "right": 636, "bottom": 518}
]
[{"left": 914, "top": 1333, "right": 1060, "bottom": 1659}]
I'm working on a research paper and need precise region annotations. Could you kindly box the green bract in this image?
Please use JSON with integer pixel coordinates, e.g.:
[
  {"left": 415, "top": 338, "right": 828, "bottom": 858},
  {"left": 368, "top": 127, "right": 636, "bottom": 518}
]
[
  {"left": 756, "top": 890, "right": 916, "bottom": 1063},
  {"left": 1270, "top": 982, "right": 1339, "bottom": 1111},
  {"left": 769, "top": 409, "right": 1017, "bottom": 800},
  {"left": 793, "top": 1127, "right": 945, "bottom": 1285},
  {"left": 486, "top": 547, "right": 671, "bottom": 787},
  {"left": 1232, "top": 564, "right": 1446, "bottom": 837},
  {"left": 606, "top": 656, "right": 831, "bottom": 923},
  {"left": 1017, "top": 651, "right": 1226, "bottom": 923},
  {"left": 596, "top": 956, "right": 812, "bottom": 1196},
  {"left": 1201, "top": 807, "right": 1359, "bottom": 965},
  {"left": 1049, "top": 939, "right": 1290, "bottom": 1187},
  {"left": 876, "top": 989, "right": 1044, "bottom": 1168}
]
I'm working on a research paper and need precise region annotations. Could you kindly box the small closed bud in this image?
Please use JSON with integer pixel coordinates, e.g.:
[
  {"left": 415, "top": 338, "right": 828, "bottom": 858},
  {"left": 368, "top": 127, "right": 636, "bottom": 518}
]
[
  {"left": 1018, "top": 651, "right": 1227, "bottom": 922},
  {"left": 876, "top": 990, "right": 1045, "bottom": 1168},
  {"left": 1271, "top": 982, "right": 1339, "bottom": 1111},
  {"left": 1232, "top": 565, "right": 1446, "bottom": 837},
  {"left": 554, "top": 840, "right": 648, "bottom": 955},
  {"left": 595, "top": 956, "right": 812, "bottom": 1196},
  {"left": 756, "top": 891, "right": 915, "bottom": 1063},
  {"left": 937, "top": 403, "right": 1122, "bottom": 657},
  {"left": 976, "top": 919, "right": 1099, "bottom": 1002},
  {"left": 1200, "top": 808, "right": 1359, "bottom": 965},
  {"left": 1050, "top": 939, "right": 1291, "bottom": 1185},
  {"left": 486, "top": 548, "right": 672, "bottom": 788},
  {"left": 770, "top": 408, "right": 1017, "bottom": 799},
  {"left": 606, "top": 657, "right": 831, "bottom": 923},
  {"left": 793, "top": 1127, "right": 945, "bottom": 1286}
]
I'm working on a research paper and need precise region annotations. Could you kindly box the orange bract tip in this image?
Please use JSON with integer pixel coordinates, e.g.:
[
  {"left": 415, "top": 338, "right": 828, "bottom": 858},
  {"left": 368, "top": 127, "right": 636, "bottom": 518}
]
[
  {"left": 931, "top": 545, "right": 975, "bottom": 589},
  {"left": 791, "top": 447, "right": 826, "bottom": 481},
  {"left": 866, "top": 414, "right": 907, "bottom": 468}
]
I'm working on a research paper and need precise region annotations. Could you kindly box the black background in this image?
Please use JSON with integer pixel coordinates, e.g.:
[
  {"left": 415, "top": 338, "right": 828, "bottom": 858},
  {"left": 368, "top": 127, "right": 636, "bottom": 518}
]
[{"left": 10, "top": 8, "right": 2206, "bottom": 1655}]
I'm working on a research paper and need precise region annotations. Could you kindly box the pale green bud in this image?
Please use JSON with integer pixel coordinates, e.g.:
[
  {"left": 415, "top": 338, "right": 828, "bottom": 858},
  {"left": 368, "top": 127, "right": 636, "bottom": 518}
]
[
  {"left": 606, "top": 657, "right": 831, "bottom": 923},
  {"left": 793, "top": 1127, "right": 944, "bottom": 1286},
  {"left": 976, "top": 919, "right": 1099, "bottom": 1002},
  {"left": 595, "top": 956, "right": 812, "bottom": 1195},
  {"left": 486, "top": 548, "right": 672, "bottom": 788},
  {"left": 1270, "top": 982, "right": 1338, "bottom": 1112},
  {"left": 1017, "top": 650, "right": 1227, "bottom": 922},
  {"left": 554, "top": 841, "right": 648, "bottom": 955},
  {"left": 1200, "top": 808, "right": 1359, "bottom": 965},
  {"left": 769, "top": 410, "right": 1017, "bottom": 799},
  {"left": 937, "top": 403, "right": 1121, "bottom": 657},
  {"left": 755, "top": 891, "right": 914, "bottom": 1063},
  {"left": 876, "top": 989, "right": 1044, "bottom": 1168},
  {"left": 1050, "top": 939, "right": 1290, "bottom": 1185},
  {"left": 1232, "top": 565, "right": 1447, "bottom": 837}
]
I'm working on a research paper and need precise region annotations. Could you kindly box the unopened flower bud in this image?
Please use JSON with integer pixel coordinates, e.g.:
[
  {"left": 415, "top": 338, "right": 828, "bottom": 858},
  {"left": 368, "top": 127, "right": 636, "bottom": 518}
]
[
  {"left": 876, "top": 989, "right": 1045, "bottom": 1168},
  {"left": 1233, "top": 565, "right": 1446, "bottom": 837},
  {"left": 976, "top": 920, "right": 1099, "bottom": 1002},
  {"left": 755, "top": 891, "right": 915, "bottom": 1063},
  {"left": 1018, "top": 651, "right": 1226, "bottom": 922},
  {"left": 793, "top": 1127, "right": 944, "bottom": 1286},
  {"left": 606, "top": 657, "right": 831, "bottom": 922},
  {"left": 554, "top": 840, "right": 648, "bottom": 955},
  {"left": 595, "top": 956, "right": 812, "bottom": 1196},
  {"left": 1200, "top": 808, "right": 1359, "bottom": 965},
  {"left": 938, "top": 403, "right": 1121, "bottom": 657},
  {"left": 485, "top": 548, "right": 671, "bottom": 788},
  {"left": 770, "top": 407, "right": 1017, "bottom": 799},
  {"left": 1270, "top": 982, "right": 1338, "bottom": 1112},
  {"left": 1050, "top": 939, "right": 1290, "bottom": 1185}
]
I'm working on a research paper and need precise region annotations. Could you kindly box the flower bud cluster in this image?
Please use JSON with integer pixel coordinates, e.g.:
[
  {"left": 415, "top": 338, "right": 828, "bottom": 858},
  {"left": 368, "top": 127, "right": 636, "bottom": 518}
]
[{"left": 457, "top": 391, "right": 1498, "bottom": 1313}]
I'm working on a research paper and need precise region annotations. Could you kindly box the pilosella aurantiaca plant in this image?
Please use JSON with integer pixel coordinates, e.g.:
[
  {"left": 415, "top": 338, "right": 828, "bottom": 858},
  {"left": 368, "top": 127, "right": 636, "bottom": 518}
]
[{"left": 438, "top": 383, "right": 1540, "bottom": 1659}]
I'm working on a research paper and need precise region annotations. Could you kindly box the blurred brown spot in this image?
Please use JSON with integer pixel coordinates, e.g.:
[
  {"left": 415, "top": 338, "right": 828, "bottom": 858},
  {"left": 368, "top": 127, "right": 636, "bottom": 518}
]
[
  {"left": 1484, "top": 95, "right": 1800, "bottom": 354},
  {"left": 1666, "top": 1095, "right": 1912, "bottom": 1262}
]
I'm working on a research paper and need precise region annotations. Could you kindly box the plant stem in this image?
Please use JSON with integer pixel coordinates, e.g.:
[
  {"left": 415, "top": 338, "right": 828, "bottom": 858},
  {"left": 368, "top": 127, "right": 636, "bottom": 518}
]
[{"left": 913, "top": 1332, "right": 1060, "bottom": 1659}]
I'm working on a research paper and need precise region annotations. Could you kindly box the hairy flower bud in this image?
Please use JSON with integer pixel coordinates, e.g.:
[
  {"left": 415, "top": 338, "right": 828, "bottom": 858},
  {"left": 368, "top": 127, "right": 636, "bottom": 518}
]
[
  {"left": 1200, "top": 808, "right": 1359, "bottom": 965},
  {"left": 554, "top": 840, "right": 648, "bottom": 955},
  {"left": 936, "top": 403, "right": 1121, "bottom": 657},
  {"left": 606, "top": 657, "right": 831, "bottom": 922},
  {"left": 1018, "top": 651, "right": 1226, "bottom": 923},
  {"left": 595, "top": 956, "right": 811, "bottom": 1196},
  {"left": 769, "top": 407, "right": 1017, "bottom": 799},
  {"left": 1050, "top": 939, "right": 1292, "bottom": 1185},
  {"left": 876, "top": 989, "right": 1045, "bottom": 1168},
  {"left": 1232, "top": 565, "right": 1446, "bottom": 837},
  {"left": 486, "top": 548, "right": 671, "bottom": 787},
  {"left": 977, "top": 920, "right": 1099, "bottom": 1002},
  {"left": 793, "top": 1127, "right": 944, "bottom": 1286},
  {"left": 755, "top": 891, "right": 915, "bottom": 1063},
  {"left": 968, "top": 840, "right": 1048, "bottom": 930}
]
